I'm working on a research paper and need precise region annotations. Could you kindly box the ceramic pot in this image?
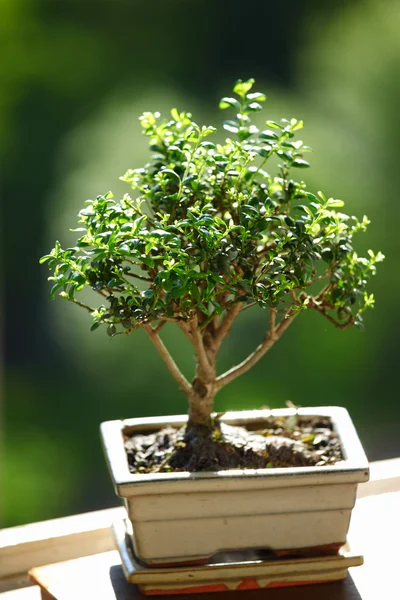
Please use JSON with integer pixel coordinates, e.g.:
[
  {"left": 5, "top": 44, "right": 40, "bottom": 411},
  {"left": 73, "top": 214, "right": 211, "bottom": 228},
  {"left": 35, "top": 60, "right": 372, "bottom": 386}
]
[{"left": 100, "top": 407, "right": 369, "bottom": 567}]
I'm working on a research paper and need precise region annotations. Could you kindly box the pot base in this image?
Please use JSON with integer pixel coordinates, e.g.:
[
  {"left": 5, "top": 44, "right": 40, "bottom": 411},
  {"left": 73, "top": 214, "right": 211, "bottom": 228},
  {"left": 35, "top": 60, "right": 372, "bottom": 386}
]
[
  {"left": 274, "top": 542, "right": 344, "bottom": 558},
  {"left": 113, "top": 517, "right": 362, "bottom": 595},
  {"left": 136, "top": 543, "right": 345, "bottom": 568}
]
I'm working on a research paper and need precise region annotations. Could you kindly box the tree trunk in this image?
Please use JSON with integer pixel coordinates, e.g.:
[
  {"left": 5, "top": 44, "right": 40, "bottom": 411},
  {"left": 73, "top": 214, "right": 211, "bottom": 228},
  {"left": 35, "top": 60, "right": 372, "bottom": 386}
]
[
  {"left": 188, "top": 347, "right": 216, "bottom": 427},
  {"left": 188, "top": 386, "right": 216, "bottom": 427}
]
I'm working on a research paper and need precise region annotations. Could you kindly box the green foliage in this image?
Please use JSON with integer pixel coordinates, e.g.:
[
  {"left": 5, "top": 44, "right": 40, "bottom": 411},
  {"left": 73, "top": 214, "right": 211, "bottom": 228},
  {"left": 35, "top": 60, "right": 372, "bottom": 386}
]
[{"left": 41, "top": 79, "right": 383, "bottom": 336}]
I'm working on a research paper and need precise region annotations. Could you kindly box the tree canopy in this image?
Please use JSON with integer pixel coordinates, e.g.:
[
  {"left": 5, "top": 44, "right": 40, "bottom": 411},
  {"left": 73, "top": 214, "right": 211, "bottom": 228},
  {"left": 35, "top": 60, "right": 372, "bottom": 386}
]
[{"left": 41, "top": 79, "right": 383, "bottom": 345}]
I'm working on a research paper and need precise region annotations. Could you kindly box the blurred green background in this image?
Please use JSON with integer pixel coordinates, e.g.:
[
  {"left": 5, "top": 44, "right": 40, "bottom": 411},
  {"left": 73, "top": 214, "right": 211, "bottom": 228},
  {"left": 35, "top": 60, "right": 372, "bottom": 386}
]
[{"left": 2, "top": 0, "right": 399, "bottom": 528}]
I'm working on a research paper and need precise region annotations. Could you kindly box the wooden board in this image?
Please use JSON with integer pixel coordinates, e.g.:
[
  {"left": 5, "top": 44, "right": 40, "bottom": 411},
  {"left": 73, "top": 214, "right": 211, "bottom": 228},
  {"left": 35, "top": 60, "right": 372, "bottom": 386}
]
[
  {"left": 29, "top": 550, "right": 367, "bottom": 599},
  {"left": 0, "top": 588, "right": 42, "bottom": 599},
  {"left": 0, "top": 507, "right": 124, "bottom": 580}
]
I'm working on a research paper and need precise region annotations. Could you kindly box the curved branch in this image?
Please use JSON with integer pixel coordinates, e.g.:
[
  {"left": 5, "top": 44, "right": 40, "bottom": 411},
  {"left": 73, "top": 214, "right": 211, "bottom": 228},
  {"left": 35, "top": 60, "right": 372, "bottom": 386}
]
[
  {"left": 189, "top": 314, "right": 214, "bottom": 377},
  {"left": 237, "top": 301, "right": 258, "bottom": 313},
  {"left": 306, "top": 295, "right": 354, "bottom": 331},
  {"left": 68, "top": 298, "right": 95, "bottom": 313},
  {"left": 124, "top": 272, "right": 152, "bottom": 283},
  {"left": 153, "top": 321, "right": 166, "bottom": 334},
  {"left": 214, "top": 302, "right": 242, "bottom": 349},
  {"left": 215, "top": 308, "right": 297, "bottom": 391},
  {"left": 290, "top": 273, "right": 331, "bottom": 292},
  {"left": 313, "top": 305, "right": 354, "bottom": 330},
  {"left": 144, "top": 325, "right": 192, "bottom": 394},
  {"left": 177, "top": 320, "right": 194, "bottom": 344}
]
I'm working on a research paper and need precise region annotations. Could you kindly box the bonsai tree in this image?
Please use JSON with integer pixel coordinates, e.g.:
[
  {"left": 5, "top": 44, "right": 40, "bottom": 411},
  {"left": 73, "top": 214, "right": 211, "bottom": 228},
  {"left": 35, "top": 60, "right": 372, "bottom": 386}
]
[{"left": 41, "top": 79, "right": 383, "bottom": 430}]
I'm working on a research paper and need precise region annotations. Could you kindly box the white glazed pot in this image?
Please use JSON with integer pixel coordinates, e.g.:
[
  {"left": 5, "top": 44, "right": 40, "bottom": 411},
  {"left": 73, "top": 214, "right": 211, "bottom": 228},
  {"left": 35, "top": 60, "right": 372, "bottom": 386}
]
[{"left": 100, "top": 407, "right": 369, "bottom": 566}]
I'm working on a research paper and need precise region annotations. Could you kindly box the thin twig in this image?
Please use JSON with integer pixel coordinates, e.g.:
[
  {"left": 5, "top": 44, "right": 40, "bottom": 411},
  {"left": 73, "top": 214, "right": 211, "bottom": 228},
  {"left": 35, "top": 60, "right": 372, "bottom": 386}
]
[
  {"left": 144, "top": 325, "right": 192, "bottom": 394},
  {"left": 189, "top": 314, "right": 213, "bottom": 374},
  {"left": 315, "top": 282, "right": 332, "bottom": 301},
  {"left": 256, "top": 241, "right": 277, "bottom": 257},
  {"left": 240, "top": 301, "right": 258, "bottom": 311},
  {"left": 291, "top": 273, "right": 331, "bottom": 291},
  {"left": 69, "top": 298, "right": 95, "bottom": 313},
  {"left": 177, "top": 320, "right": 194, "bottom": 343},
  {"left": 303, "top": 294, "right": 354, "bottom": 330},
  {"left": 199, "top": 310, "right": 218, "bottom": 331},
  {"left": 153, "top": 321, "right": 166, "bottom": 334},
  {"left": 312, "top": 305, "right": 354, "bottom": 330},
  {"left": 151, "top": 314, "right": 190, "bottom": 327},
  {"left": 214, "top": 302, "right": 242, "bottom": 349},
  {"left": 124, "top": 272, "right": 152, "bottom": 283}
]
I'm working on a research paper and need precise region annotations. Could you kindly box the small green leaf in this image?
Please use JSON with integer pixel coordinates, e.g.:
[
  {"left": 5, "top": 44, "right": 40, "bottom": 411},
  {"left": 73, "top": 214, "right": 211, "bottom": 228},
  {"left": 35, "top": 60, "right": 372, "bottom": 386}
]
[
  {"left": 233, "top": 78, "right": 255, "bottom": 98},
  {"left": 247, "top": 92, "right": 267, "bottom": 102},
  {"left": 258, "top": 148, "right": 270, "bottom": 158},
  {"left": 190, "top": 282, "right": 201, "bottom": 302},
  {"left": 292, "top": 159, "right": 310, "bottom": 168},
  {"left": 259, "top": 130, "right": 279, "bottom": 141},
  {"left": 291, "top": 119, "right": 304, "bottom": 131},
  {"left": 201, "top": 125, "right": 217, "bottom": 136},
  {"left": 223, "top": 121, "right": 239, "bottom": 134},
  {"left": 140, "top": 255, "right": 155, "bottom": 268},
  {"left": 219, "top": 97, "right": 241, "bottom": 110},
  {"left": 326, "top": 198, "right": 345, "bottom": 208},
  {"left": 171, "top": 108, "right": 180, "bottom": 121},
  {"left": 39, "top": 255, "right": 53, "bottom": 264},
  {"left": 265, "top": 120, "right": 283, "bottom": 130},
  {"left": 244, "top": 102, "right": 263, "bottom": 112},
  {"left": 107, "top": 324, "right": 117, "bottom": 337}
]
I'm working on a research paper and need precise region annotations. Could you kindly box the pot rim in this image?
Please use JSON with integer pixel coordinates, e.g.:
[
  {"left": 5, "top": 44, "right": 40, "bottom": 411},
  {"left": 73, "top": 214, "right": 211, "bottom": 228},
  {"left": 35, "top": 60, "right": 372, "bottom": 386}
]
[{"left": 100, "top": 407, "right": 369, "bottom": 496}]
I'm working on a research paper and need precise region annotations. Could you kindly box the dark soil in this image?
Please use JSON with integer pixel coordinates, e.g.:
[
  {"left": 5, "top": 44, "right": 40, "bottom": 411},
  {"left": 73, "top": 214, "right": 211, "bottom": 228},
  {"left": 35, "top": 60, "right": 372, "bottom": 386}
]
[{"left": 125, "top": 415, "right": 343, "bottom": 474}]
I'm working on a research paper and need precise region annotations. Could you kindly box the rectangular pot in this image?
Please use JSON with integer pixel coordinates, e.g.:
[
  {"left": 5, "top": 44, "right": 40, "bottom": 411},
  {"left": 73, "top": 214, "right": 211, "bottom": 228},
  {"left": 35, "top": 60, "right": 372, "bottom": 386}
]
[{"left": 100, "top": 407, "right": 369, "bottom": 566}]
